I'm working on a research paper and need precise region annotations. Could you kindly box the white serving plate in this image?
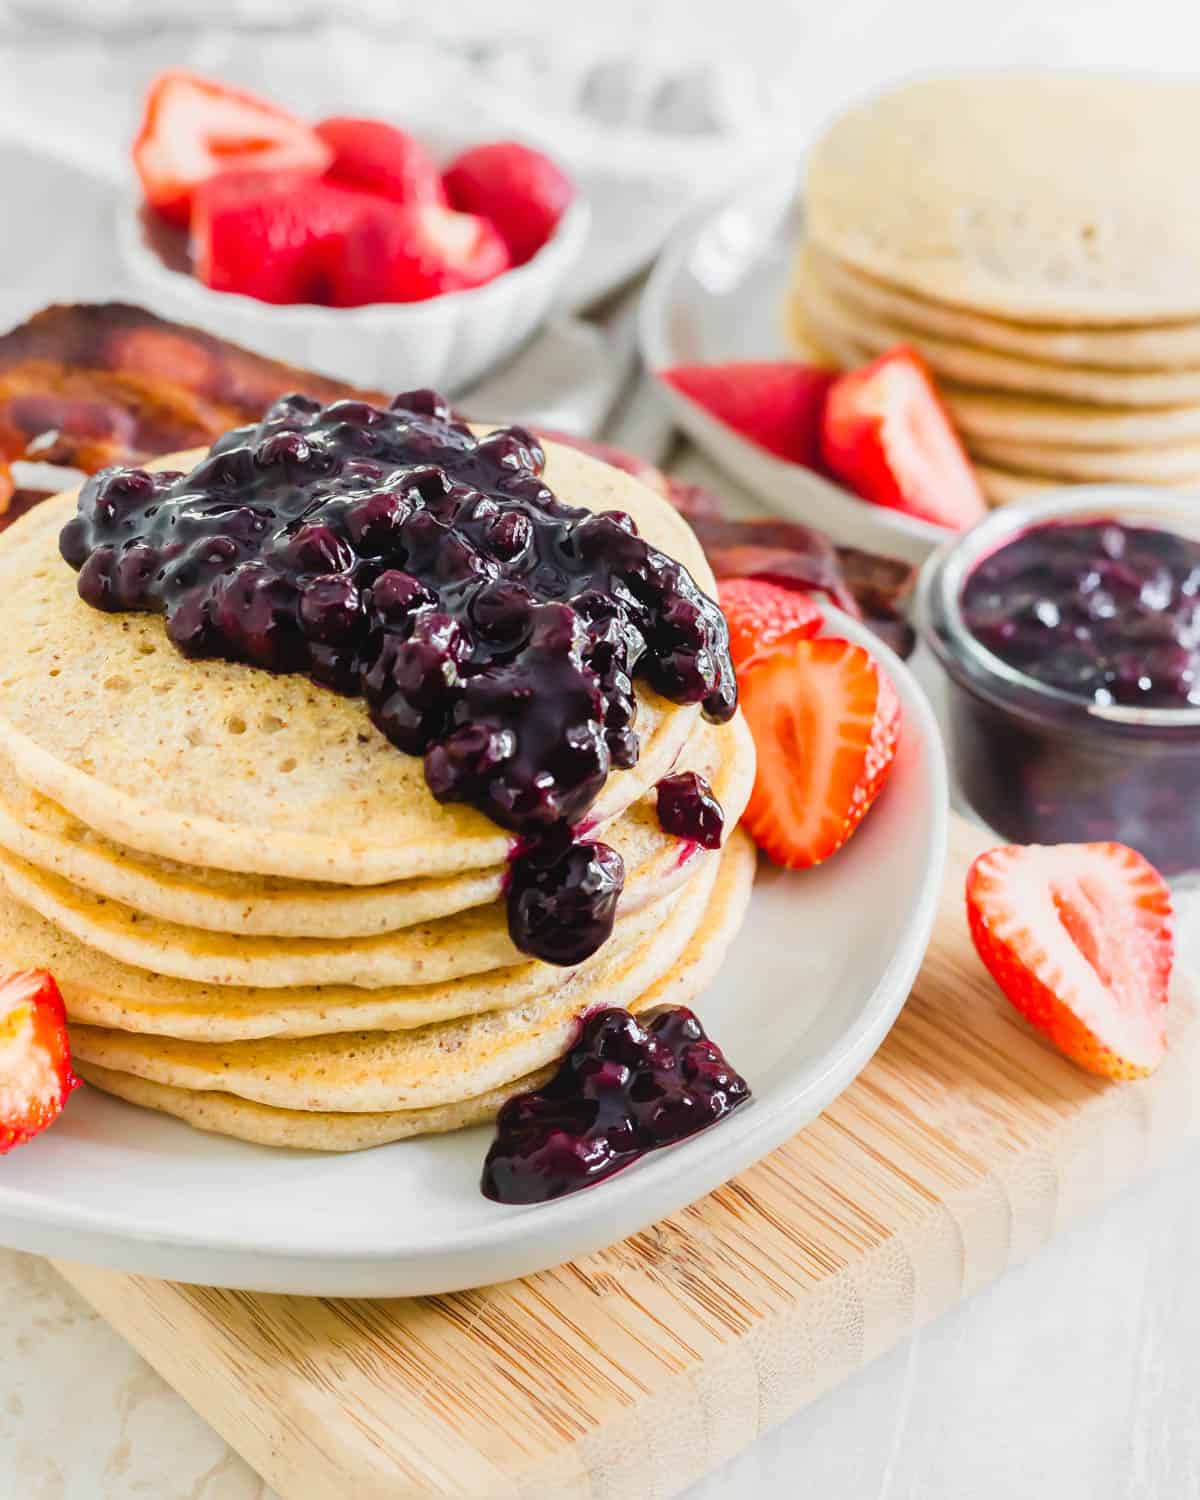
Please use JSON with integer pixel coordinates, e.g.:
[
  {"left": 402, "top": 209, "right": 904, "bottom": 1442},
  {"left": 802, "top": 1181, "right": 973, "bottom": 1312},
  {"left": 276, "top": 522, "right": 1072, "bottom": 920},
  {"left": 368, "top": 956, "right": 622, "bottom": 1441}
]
[
  {"left": 640, "top": 165, "right": 954, "bottom": 567},
  {"left": 0, "top": 607, "right": 946, "bottom": 1298}
]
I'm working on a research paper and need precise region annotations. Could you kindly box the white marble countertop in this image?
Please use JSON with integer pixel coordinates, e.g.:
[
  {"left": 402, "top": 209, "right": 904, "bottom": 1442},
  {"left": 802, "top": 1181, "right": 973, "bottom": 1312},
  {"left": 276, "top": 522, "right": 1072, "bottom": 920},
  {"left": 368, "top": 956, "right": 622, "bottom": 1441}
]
[{"left": 5, "top": 3, "right": 1200, "bottom": 1496}]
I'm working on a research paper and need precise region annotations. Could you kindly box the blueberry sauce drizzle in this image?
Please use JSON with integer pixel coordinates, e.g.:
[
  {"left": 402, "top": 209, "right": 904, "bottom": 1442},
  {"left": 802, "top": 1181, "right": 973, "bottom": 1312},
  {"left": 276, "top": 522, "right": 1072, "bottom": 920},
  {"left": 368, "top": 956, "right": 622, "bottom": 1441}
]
[
  {"left": 655, "top": 770, "right": 724, "bottom": 850},
  {"left": 962, "top": 519, "right": 1200, "bottom": 709},
  {"left": 481, "top": 1006, "right": 751, "bottom": 1203},
  {"left": 59, "top": 390, "right": 736, "bottom": 966}
]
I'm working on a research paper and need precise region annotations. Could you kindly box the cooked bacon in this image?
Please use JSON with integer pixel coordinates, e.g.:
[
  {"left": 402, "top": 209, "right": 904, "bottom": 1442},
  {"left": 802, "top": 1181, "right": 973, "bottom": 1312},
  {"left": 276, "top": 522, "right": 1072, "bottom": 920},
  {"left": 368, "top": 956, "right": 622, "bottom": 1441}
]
[{"left": 0, "top": 303, "right": 381, "bottom": 476}]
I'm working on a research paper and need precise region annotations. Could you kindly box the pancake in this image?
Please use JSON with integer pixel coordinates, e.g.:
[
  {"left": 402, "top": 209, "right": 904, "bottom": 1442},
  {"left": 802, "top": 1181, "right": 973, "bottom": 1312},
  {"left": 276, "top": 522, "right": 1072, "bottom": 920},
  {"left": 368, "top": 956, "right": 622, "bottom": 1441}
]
[
  {"left": 792, "top": 267, "right": 1200, "bottom": 408},
  {"left": 74, "top": 1061, "right": 547, "bottom": 1151},
  {"left": 0, "top": 432, "right": 713, "bottom": 886},
  {"left": 67, "top": 845, "right": 724, "bottom": 1114},
  {"left": 71, "top": 833, "right": 756, "bottom": 1150},
  {"left": 973, "top": 464, "right": 1066, "bottom": 507},
  {"left": 807, "top": 75, "right": 1200, "bottom": 324},
  {"left": 805, "top": 246, "right": 1200, "bottom": 370},
  {"left": 0, "top": 774, "right": 737, "bottom": 988},
  {"left": 967, "top": 434, "right": 1200, "bottom": 484},
  {"left": 943, "top": 387, "right": 1200, "bottom": 449},
  {"left": 0, "top": 874, "right": 676, "bottom": 1039},
  {"left": 0, "top": 711, "right": 753, "bottom": 938}
]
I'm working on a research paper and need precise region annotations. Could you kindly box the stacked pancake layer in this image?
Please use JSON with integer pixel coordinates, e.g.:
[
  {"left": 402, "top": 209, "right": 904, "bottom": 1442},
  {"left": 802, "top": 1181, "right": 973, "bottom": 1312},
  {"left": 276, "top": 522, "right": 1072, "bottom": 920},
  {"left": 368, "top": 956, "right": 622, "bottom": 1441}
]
[
  {"left": 791, "top": 75, "right": 1200, "bottom": 504},
  {"left": 0, "top": 441, "right": 756, "bottom": 1151}
]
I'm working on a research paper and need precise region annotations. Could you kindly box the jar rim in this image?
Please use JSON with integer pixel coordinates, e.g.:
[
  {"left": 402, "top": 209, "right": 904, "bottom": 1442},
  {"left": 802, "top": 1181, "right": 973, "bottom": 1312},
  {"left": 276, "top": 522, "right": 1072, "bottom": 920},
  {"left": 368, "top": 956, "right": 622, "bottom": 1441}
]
[{"left": 917, "top": 483, "right": 1200, "bottom": 734}]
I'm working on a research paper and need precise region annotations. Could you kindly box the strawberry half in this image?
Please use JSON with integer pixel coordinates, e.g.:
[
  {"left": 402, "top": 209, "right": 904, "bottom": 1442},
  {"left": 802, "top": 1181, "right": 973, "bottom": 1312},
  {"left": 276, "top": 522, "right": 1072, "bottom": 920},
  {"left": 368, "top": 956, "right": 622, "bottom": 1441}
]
[
  {"left": 316, "top": 117, "right": 447, "bottom": 206},
  {"left": 191, "top": 171, "right": 367, "bottom": 304},
  {"left": 718, "top": 577, "right": 822, "bottom": 672},
  {"left": 330, "top": 202, "right": 510, "bottom": 305},
  {"left": 0, "top": 970, "right": 79, "bottom": 1152},
  {"left": 443, "top": 142, "right": 573, "bottom": 265},
  {"left": 820, "top": 346, "right": 986, "bottom": 530},
  {"left": 662, "top": 362, "right": 835, "bottom": 468},
  {"left": 966, "top": 842, "right": 1174, "bottom": 1080},
  {"left": 133, "top": 70, "right": 332, "bottom": 228},
  {"left": 739, "top": 637, "right": 901, "bottom": 868}
]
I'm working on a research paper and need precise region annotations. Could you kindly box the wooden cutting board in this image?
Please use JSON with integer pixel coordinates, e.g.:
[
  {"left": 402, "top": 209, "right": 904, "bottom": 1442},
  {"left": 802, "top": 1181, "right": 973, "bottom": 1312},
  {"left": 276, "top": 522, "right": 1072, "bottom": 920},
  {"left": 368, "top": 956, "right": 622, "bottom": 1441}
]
[{"left": 53, "top": 816, "right": 1199, "bottom": 1500}]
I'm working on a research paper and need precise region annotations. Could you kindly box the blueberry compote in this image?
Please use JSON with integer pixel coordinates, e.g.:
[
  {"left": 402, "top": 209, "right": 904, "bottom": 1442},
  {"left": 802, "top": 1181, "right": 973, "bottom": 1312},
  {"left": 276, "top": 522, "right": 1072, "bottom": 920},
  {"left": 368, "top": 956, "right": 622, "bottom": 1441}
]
[
  {"left": 655, "top": 770, "right": 724, "bottom": 850},
  {"left": 961, "top": 519, "right": 1200, "bottom": 708},
  {"left": 59, "top": 391, "right": 736, "bottom": 965},
  {"left": 481, "top": 1006, "right": 750, "bottom": 1203}
]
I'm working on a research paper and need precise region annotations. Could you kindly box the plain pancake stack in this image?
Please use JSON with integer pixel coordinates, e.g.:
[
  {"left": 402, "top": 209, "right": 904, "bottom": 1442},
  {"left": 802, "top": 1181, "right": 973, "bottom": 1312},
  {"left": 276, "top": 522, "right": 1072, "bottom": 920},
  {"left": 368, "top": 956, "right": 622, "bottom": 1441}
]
[
  {"left": 0, "top": 440, "right": 756, "bottom": 1151},
  {"left": 789, "top": 74, "right": 1200, "bottom": 504}
]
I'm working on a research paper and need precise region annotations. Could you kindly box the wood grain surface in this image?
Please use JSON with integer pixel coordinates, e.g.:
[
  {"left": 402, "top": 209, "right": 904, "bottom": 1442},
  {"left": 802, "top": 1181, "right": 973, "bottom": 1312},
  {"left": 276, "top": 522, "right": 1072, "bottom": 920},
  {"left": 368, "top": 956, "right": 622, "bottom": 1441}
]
[{"left": 54, "top": 816, "right": 1200, "bottom": 1500}]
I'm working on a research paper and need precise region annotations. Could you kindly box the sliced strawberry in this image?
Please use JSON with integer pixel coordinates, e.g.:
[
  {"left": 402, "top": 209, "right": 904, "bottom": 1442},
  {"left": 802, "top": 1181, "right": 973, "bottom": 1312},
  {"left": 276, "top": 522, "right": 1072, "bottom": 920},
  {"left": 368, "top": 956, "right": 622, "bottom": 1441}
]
[
  {"left": 191, "top": 171, "right": 367, "bottom": 304},
  {"left": 662, "top": 362, "right": 835, "bottom": 467},
  {"left": 820, "top": 346, "right": 986, "bottom": 530},
  {"left": 966, "top": 842, "right": 1174, "bottom": 1080},
  {"left": 442, "top": 142, "right": 573, "bottom": 265},
  {"left": 739, "top": 637, "right": 900, "bottom": 869},
  {"left": 718, "top": 577, "right": 822, "bottom": 672},
  {"left": 315, "top": 117, "right": 447, "bottom": 206},
  {"left": 0, "top": 970, "right": 79, "bottom": 1152},
  {"left": 133, "top": 70, "right": 331, "bottom": 228},
  {"left": 330, "top": 202, "right": 510, "bottom": 306}
]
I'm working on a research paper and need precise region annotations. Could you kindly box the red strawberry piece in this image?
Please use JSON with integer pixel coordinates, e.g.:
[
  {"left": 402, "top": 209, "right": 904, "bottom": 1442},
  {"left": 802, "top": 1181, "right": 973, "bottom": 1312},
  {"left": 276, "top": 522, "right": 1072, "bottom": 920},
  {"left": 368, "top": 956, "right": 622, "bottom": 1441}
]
[
  {"left": 718, "top": 577, "right": 822, "bottom": 672},
  {"left": 191, "top": 171, "right": 368, "bottom": 304},
  {"left": 739, "top": 637, "right": 900, "bottom": 869},
  {"left": 315, "top": 117, "right": 447, "bottom": 206},
  {"left": 330, "top": 202, "right": 510, "bottom": 306},
  {"left": 966, "top": 842, "right": 1174, "bottom": 1080},
  {"left": 442, "top": 142, "right": 573, "bottom": 265},
  {"left": 0, "top": 970, "right": 79, "bottom": 1152},
  {"left": 662, "top": 362, "right": 835, "bottom": 467},
  {"left": 133, "top": 70, "right": 332, "bottom": 228},
  {"left": 820, "top": 346, "right": 987, "bottom": 530}
]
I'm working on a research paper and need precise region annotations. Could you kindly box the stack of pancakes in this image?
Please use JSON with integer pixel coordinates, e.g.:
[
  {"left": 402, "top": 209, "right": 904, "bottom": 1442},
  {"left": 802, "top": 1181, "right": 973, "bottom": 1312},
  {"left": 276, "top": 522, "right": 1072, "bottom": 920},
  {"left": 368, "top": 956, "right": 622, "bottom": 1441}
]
[
  {"left": 789, "top": 74, "right": 1200, "bottom": 505},
  {"left": 0, "top": 441, "right": 755, "bottom": 1151}
]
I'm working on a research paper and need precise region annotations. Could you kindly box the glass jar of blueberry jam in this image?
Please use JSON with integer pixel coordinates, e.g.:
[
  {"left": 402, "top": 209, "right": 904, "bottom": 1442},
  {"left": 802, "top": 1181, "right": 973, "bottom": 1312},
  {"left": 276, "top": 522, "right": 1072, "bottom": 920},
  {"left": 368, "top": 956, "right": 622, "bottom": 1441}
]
[{"left": 919, "top": 487, "right": 1200, "bottom": 875}]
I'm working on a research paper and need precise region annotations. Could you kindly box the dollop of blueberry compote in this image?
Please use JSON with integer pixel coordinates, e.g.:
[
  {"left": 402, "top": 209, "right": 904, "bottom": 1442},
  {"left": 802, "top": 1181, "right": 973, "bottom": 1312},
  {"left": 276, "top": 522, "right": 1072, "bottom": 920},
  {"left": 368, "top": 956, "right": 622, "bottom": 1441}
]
[
  {"left": 59, "top": 391, "right": 736, "bottom": 967},
  {"left": 961, "top": 519, "right": 1200, "bottom": 709},
  {"left": 655, "top": 770, "right": 724, "bottom": 850},
  {"left": 481, "top": 1006, "right": 750, "bottom": 1203}
]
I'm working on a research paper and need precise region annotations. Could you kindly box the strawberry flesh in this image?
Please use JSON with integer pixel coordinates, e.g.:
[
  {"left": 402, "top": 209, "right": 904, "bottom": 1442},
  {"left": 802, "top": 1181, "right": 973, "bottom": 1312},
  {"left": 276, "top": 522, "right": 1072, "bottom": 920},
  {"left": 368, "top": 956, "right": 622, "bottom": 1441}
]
[
  {"left": 663, "top": 361, "right": 835, "bottom": 468},
  {"left": 133, "top": 70, "right": 332, "bottom": 228},
  {"left": 739, "top": 636, "right": 900, "bottom": 869},
  {"left": 718, "top": 576, "right": 822, "bottom": 672},
  {"left": 329, "top": 202, "right": 510, "bottom": 306},
  {"left": 0, "top": 969, "right": 79, "bottom": 1153},
  {"left": 820, "top": 346, "right": 987, "bottom": 530},
  {"left": 443, "top": 141, "right": 573, "bottom": 265},
  {"left": 316, "top": 117, "right": 447, "bottom": 206},
  {"left": 966, "top": 842, "right": 1174, "bottom": 1079},
  {"left": 191, "top": 171, "right": 366, "bottom": 304},
  {"left": 191, "top": 174, "right": 509, "bottom": 307}
]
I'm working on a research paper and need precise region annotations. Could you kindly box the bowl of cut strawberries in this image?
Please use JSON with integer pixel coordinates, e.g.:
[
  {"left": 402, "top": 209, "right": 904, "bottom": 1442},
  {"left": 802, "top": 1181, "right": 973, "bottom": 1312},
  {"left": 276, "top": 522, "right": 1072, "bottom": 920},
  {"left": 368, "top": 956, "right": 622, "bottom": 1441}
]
[{"left": 120, "top": 71, "right": 588, "bottom": 393}]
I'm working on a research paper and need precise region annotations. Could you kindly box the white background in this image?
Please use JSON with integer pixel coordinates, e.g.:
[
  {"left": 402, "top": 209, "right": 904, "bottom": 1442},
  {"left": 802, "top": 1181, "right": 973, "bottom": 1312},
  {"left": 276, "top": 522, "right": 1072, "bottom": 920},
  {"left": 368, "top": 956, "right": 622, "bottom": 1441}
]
[{"left": 5, "top": 2, "right": 1200, "bottom": 1495}]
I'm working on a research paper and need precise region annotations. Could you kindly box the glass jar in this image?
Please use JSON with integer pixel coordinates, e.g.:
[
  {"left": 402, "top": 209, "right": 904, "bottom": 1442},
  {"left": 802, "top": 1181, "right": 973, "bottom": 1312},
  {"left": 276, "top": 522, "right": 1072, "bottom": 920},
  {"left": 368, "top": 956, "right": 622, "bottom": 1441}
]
[{"left": 917, "top": 486, "right": 1200, "bottom": 875}]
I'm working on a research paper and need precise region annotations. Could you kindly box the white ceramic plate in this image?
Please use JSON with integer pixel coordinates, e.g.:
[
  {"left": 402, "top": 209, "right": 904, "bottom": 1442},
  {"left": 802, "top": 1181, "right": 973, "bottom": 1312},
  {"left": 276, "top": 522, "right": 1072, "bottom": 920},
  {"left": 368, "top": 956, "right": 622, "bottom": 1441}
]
[
  {"left": 0, "top": 607, "right": 947, "bottom": 1297},
  {"left": 640, "top": 165, "right": 953, "bottom": 567}
]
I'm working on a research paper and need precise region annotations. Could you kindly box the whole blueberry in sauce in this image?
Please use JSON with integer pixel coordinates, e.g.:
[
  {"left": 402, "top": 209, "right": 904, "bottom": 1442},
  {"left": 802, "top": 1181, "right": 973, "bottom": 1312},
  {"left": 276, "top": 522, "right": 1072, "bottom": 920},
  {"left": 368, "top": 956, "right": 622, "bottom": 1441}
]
[
  {"left": 961, "top": 519, "right": 1200, "bottom": 709},
  {"left": 480, "top": 1005, "right": 751, "bottom": 1203},
  {"left": 60, "top": 391, "right": 736, "bottom": 965},
  {"left": 655, "top": 770, "right": 724, "bottom": 849}
]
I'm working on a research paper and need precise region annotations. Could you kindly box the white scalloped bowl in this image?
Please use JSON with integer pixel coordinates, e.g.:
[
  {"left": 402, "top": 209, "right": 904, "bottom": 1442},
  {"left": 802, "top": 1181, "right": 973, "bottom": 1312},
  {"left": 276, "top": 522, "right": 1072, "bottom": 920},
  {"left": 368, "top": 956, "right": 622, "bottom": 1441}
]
[{"left": 118, "top": 177, "right": 589, "bottom": 398}]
